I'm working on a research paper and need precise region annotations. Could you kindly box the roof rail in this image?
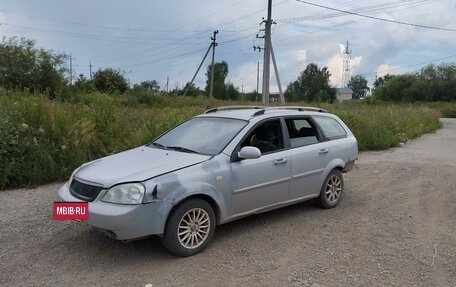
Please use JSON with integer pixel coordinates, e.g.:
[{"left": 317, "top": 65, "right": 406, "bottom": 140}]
[
  {"left": 204, "top": 105, "right": 265, "bottom": 114},
  {"left": 267, "top": 106, "right": 327, "bottom": 113},
  {"left": 203, "top": 105, "right": 327, "bottom": 116}
]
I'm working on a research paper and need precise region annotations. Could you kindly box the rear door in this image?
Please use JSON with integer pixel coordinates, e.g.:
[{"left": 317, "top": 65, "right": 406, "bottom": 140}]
[{"left": 285, "top": 117, "right": 329, "bottom": 199}]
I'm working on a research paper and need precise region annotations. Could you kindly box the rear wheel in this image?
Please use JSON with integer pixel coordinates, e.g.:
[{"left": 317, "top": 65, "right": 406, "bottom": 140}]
[
  {"left": 161, "top": 198, "right": 216, "bottom": 257},
  {"left": 316, "top": 169, "right": 344, "bottom": 209}
]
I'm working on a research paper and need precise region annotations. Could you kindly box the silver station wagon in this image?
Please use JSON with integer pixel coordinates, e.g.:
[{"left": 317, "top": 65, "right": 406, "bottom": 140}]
[{"left": 58, "top": 106, "right": 358, "bottom": 256}]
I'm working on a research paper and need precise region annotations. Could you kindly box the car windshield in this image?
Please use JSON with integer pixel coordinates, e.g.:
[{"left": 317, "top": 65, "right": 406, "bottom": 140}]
[{"left": 150, "top": 117, "right": 247, "bottom": 155}]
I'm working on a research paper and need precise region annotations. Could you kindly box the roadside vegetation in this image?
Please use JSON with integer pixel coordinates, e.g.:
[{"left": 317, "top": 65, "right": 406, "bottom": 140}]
[
  {"left": 0, "top": 90, "right": 446, "bottom": 190},
  {"left": 0, "top": 37, "right": 454, "bottom": 189}
]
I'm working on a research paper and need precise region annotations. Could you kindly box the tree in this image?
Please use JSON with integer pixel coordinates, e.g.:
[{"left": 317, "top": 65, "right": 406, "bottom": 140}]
[
  {"left": 134, "top": 80, "right": 160, "bottom": 92},
  {"left": 225, "top": 82, "right": 240, "bottom": 100},
  {"left": 373, "top": 74, "right": 394, "bottom": 89},
  {"left": 373, "top": 74, "right": 416, "bottom": 101},
  {"left": 284, "top": 63, "right": 335, "bottom": 103},
  {"left": 348, "top": 75, "right": 369, "bottom": 99},
  {"left": 372, "top": 63, "right": 456, "bottom": 102},
  {"left": 0, "top": 37, "right": 67, "bottom": 97},
  {"left": 92, "top": 68, "right": 128, "bottom": 93},
  {"left": 182, "top": 82, "right": 203, "bottom": 97},
  {"left": 205, "top": 61, "right": 228, "bottom": 99}
]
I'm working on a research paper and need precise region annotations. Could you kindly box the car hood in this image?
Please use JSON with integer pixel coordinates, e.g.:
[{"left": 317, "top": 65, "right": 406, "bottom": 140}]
[{"left": 74, "top": 146, "right": 210, "bottom": 187}]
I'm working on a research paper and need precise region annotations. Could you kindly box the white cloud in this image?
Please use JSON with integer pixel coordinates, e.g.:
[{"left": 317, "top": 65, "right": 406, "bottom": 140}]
[{"left": 376, "top": 64, "right": 402, "bottom": 77}]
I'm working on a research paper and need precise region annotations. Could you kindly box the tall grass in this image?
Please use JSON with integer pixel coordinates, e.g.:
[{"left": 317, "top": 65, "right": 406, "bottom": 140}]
[
  {"left": 0, "top": 90, "right": 442, "bottom": 189},
  {"left": 325, "top": 103, "right": 441, "bottom": 150},
  {"left": 423, "top": 102, "right": 456, "bottom": 118}
]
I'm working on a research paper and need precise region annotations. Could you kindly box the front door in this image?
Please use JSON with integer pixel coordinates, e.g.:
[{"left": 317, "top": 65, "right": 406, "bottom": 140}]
[{"left": 230, "top": 119, "right": 291, "bottom": 215}]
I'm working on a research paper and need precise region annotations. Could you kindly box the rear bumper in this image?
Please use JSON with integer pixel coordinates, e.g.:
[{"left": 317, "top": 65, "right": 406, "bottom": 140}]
[{"left": 57, "top": 182, "right": 170, "bottom": 240}]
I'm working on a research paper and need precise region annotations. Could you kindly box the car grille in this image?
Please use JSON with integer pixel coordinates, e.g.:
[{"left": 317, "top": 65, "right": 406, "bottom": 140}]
[{"left": 69, "top": 179, "right": 103, "bottom": 202}]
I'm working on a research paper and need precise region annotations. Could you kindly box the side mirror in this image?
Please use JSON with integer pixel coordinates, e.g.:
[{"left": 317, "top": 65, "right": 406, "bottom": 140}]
[{"left": 238, "top": 146, "right": 261, "bottom": 160}]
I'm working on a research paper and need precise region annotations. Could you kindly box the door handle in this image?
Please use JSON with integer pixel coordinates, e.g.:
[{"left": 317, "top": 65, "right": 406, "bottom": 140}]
[
  {"left": 318, "top": 148, "right": 329, "bottom": 155},
  {"left": 273, "top": 158, "right": 288, "bottom": 165}
]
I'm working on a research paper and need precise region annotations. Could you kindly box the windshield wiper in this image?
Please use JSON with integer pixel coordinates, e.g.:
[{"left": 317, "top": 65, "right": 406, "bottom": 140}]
[
  {"left": 149, "top": 142, "right": 168, "bottom": 150},
  {"left": 166, "top": 146, "right": 198, "bottom": 154}
]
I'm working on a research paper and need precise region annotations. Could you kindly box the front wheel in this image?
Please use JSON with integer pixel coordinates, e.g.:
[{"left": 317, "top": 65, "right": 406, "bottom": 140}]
[
  {"left": 161, "top": 198, "right": 216, "bottom": 257},
  {"left": 316, "top": 169, "right": 344, "bottom": 209}
]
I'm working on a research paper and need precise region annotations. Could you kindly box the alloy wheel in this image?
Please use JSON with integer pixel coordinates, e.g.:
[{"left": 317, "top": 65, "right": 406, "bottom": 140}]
[{"left": 177, "top": 208, "right": 211, "bottom": 249}]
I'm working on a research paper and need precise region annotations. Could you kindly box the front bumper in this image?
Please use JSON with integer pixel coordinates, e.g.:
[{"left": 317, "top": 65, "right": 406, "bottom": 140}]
[{"left": 57, "top": 182, "right": 171, "bottom": 240}]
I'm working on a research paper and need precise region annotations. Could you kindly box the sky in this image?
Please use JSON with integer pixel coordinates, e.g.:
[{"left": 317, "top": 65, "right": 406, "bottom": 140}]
[{"left": 1, "top": 0, "right": 455, "bottom": 93}]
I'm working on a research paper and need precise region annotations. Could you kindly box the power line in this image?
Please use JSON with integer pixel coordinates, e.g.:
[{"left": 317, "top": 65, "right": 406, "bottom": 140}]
[
  {"left": 295, "top": 0, "right": 456, "bottom": 32},
  {"left": 279, "top": 0, "right": 435, "bottom": 23},
  {"left": 0, "top": 4, "right": 211, "bottom": 34},
  {"left": 0, "top": 21, "right": 210, "bottom": 43},
  {"left": 123, "top": 46, "right": 209, "bottom": 69}
]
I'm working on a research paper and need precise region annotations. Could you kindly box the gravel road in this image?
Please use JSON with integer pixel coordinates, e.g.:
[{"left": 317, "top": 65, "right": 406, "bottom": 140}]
[{"left": 1, "top": 119, "right": 455, "bottom": 287}]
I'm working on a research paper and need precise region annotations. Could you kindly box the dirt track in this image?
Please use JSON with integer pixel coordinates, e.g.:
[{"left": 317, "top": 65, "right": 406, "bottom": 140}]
[{"left": 1, "top": 119, "right": 455, "bottom": 287}]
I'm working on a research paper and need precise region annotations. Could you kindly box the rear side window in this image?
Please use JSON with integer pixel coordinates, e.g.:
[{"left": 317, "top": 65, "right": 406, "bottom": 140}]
[
  {"left": 313, "top": 116, "right": 347, "bottom": 140},
  {"left": 285, "top": 118, "right": 319, "bottom": 148}
]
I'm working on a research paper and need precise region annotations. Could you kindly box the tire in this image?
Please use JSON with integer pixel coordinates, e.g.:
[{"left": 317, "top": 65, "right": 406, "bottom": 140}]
[
  {"left": 161, "top": 198, "right": 216, "bottom": 257},
  {"left": 316, "top": 169, "right": 344, "bottom": 209}
]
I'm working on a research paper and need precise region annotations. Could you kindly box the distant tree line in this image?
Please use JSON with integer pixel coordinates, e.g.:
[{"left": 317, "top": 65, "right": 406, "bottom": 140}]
[
  {"left": 1, "top": 37, "right": 455, "bottom": 103},
  {"left": 372, "top": 63, "right": 456, "bottom": 102},
  {"left": 0, "top": 37, "right": 240, "bottom": 100}
]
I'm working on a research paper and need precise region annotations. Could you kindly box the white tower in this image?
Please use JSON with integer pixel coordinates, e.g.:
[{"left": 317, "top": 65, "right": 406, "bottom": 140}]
[{"left": 342, "top": 41, "right": 352, "bottom": 87}]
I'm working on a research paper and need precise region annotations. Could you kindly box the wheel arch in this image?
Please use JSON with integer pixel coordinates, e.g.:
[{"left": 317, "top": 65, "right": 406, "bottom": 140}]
[
  {"left": 321, "top": 158, "right": 345, "bottom": 181},
  {"left": 167, "top": 193, "right": 222, "bottom": 226}
]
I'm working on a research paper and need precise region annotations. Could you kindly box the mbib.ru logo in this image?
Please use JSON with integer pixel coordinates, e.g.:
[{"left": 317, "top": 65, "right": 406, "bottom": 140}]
[{"left": 53, "top": 202, "right": 89, "bottom": 220}]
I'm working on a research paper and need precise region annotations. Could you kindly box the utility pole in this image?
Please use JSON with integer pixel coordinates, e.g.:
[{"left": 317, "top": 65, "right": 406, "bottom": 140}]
[
  {"left": 256, "top": 61, "right": 260, "bottom": 102},
  {"left": 270, "top": 44, "right": 285, "bottom": 104},
  {"left": 183, "top": 43, "right": 213, "bottom": 97},
  {"left": 262, "top": 0, "right": 272, "bottom": 106},
  {"left": 88, "top": 61, "right": 93, "bottom": 80},
  {"left": 165, "top": 76, "right": 169, "bottom": 92},
  {"left": 183, "top": 31, "right": 218, "bottom": 97},
  {"left": 69, "top": 53, "right": 73, "bottom": 85},
  {"left": 255, "top": 0, "right": 284, "bottom": 105},
  {"left": 209, "top": 30, "right": 219, "bottom": 99}
]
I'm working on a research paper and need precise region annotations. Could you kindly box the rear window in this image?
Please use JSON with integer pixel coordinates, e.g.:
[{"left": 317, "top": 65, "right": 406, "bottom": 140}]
[
  {"left": 313, "top": 116, "right": 347, "bottom": 140},
  {"left": 285, "top": 118, "right": 319, "bottom": 148}
]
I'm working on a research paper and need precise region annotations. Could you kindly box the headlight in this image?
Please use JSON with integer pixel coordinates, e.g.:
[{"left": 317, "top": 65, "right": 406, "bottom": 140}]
[{"left": 102, "top": 183, "right": 145, "bottom": 204}]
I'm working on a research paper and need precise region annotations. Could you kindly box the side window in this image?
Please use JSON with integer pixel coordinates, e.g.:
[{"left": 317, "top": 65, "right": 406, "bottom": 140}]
[
  {"left": 285, "top": 118, "right": 319, "bottom": 148},
  {"left": 241, "top": 120, "right": 283, "bottom": 154},
  {"left": 313, "top": 116, "right": 347, "bottom": 140}
]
